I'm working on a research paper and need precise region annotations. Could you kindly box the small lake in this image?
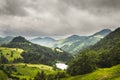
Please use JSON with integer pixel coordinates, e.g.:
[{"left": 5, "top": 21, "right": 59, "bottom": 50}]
[{"left": 56, "top": 63, "right": 68, "bottom": 70}]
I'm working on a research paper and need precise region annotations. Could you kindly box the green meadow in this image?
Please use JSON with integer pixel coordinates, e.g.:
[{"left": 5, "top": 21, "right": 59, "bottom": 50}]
[
  {"left": 0, "top": 70, "right": 8, "bottom": 80},
  {"left": 0, "top": 63, "right": 57, "bottom": 80},
  {"left": 0, "top": 47, "right": 23, "bottom": 61},
  {"left": 0, "top": 47, "right": 57, "bottom": 80}
]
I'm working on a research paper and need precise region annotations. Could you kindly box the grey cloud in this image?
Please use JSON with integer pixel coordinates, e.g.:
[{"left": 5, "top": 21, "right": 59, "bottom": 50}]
[
  {"left": 0, "top": 0, "right": 27, "bottom": 16},
  {"left": 61, "top": 0, "right": 120, "bottom": 15}
]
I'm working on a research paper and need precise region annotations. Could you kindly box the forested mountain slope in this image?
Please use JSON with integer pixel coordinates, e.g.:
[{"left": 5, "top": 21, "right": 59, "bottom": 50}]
[{"left": 67, "top": 28, "right": 120, "bottom": 76}]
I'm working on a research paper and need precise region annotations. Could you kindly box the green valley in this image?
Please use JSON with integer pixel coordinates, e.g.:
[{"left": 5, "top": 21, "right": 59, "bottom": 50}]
[
  {"left": 0, "top": 28, "right": 120, "bottom": 80},
  {"left": 0, "top": 0, "right": 120, "bottom": 80},
  {"left": 0, "top": 70, "right": 8, "bottom": 80}
]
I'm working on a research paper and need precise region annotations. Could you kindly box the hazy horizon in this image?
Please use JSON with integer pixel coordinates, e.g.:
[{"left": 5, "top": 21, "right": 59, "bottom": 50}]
[{"left": 0, "top": 27, "right": 118, "bottom": 40}]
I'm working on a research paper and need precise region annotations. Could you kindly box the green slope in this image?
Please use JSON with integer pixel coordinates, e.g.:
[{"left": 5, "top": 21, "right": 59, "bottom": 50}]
[
  {"left": 0, "top": 70, "right": 8, "bottom": 80},
  {"left": 0, "top": 63, "right": 56, "bottom": 80},
  {"left": 0, "top": 47, "right": 23, "bottom": 61},
  {"left": 63, "top": 64, "right": 120, "bottom": 80}
]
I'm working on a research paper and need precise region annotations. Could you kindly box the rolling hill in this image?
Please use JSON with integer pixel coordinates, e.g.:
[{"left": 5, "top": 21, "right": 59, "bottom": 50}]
[{"left": 1, "top": 36, "right": 73, "bottom": 65}]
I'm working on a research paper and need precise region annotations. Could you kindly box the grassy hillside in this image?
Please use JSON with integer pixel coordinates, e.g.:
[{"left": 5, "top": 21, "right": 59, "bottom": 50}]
[
  {"left": 2, "top": 36, "right": 73, "bottom": 65},
  {"left": 63, "top": 64, "right": 120, "bottom": 80},
  {"left": 0, "top": 63, "right": 56, "bottom": 80},
  {"left": 0, "top": 70, "right": 8, "bottom": 80},
  {"left": 0, "top": 47, "right": 23, "bottom": 61}
]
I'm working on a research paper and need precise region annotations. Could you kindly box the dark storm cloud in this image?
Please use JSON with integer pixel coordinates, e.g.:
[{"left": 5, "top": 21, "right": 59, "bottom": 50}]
[{"left": 0, "top": 0, "right": 27, "bottom": 16}]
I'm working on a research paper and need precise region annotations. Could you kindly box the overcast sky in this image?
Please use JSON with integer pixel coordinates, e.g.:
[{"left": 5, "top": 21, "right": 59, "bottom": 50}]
[{"left": 0, "top": 0, "right": 119, "bottom": 37}]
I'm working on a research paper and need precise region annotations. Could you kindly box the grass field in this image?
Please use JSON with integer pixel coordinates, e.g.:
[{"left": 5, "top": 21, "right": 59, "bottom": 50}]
[
  {"left": 0, "top": 47, "right": 61, "bottom": 80},
  {"left": 62, "top": 64, "right": 120, "bottom": 80},
  {"left": 0, "top": 47, "right": 24, "bottom": 61},
  {"left": 0, "top": 70, "right": 8, "bottom": 80},
  {"left": 1, "top": 63, "right": 56, "bottom": 80}
]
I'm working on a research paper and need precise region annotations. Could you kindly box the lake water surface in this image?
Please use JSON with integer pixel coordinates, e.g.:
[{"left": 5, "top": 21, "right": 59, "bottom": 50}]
[{"left": 56, "top": 63, "right": 68, "bottom": 70}]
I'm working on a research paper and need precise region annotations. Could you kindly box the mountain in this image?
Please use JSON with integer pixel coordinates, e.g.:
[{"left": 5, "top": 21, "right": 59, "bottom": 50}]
[
  {"left": 91, "top": 29, "right": 111, "bottom": 37},
  {"left": 30, "top": 37, "right": 56, "bottom": 47},
  {"left": 67, "top": 28, "right": 120, "bottom": 76},
  {"left": 54, "top": 35, "right": 87, "bottom": 48},
  {"left": 64, "top": 35, "right": 86, "bottom": 42},
  {"left": 29, "top": 29, "right": 111, "bottom": 55},
  {"left": 2, "top": 36, "right": 73, "bottom": 65},
  {"left": 57, "top": 29, "right": 111, "bottom": 55},
  {"left": 92, "top": 28, "right": 120, "bottom": 50},
  {"left": 0, "top": 36, "right": 13, "bottom": 45},
  {"left": 28, "top": 29, "right": 111, "bottom": 55}
]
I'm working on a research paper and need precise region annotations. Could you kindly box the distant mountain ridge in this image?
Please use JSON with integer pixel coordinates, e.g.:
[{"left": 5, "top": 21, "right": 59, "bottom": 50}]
[
  {"left": 56, "top": 29, "right": 111, "bottom": 55},
  {"left": 92, "top": 29, "right": 111, "bottom": 36},
  {"left": 92, "top": 28, "right": 120, "bottom": 50},
  {"left": 54, "top": 35, "right": 87, "bottom": 48},
  {"left": 30, "top": 29, "right": 111, "bottom": 55},
  {"left": 0, "top": 36, "right": 14, "bottom": 45},
  {"left": 30, "top": 37, "right": 56, "bottom": 47}
]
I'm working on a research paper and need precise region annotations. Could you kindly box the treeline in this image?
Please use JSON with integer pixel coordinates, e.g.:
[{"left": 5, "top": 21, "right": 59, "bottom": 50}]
[{"left": 67, "top": 47, "right": 120, "bottom": 76}]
